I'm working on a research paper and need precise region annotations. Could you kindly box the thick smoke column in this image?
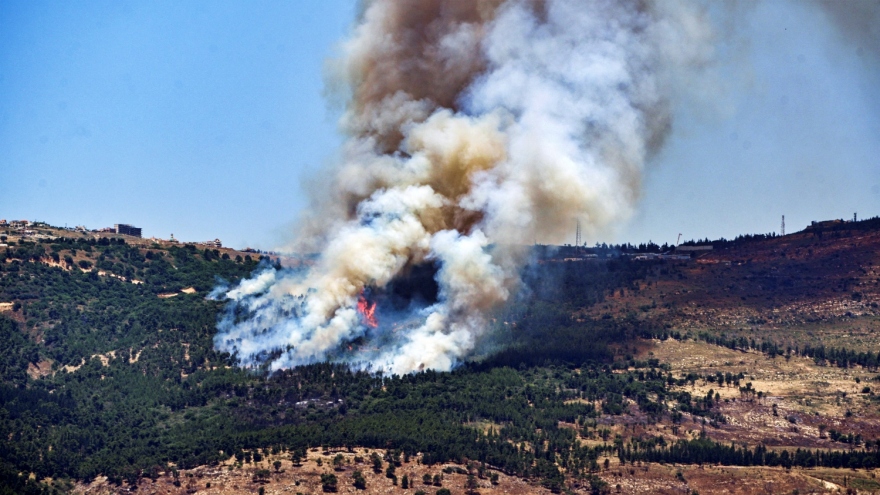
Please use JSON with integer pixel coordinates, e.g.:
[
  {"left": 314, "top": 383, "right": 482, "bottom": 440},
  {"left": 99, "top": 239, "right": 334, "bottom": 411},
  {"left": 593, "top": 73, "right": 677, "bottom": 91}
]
[{"left": 214, "top": 0, "right": 713, "bottom": 374}]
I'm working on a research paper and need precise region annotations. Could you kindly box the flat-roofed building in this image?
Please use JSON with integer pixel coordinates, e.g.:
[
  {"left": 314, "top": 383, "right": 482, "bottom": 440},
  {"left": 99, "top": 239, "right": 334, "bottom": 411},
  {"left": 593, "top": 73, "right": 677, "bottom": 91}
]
[{"left": 114, "top": 224, "right": 142, "bottom": 238}]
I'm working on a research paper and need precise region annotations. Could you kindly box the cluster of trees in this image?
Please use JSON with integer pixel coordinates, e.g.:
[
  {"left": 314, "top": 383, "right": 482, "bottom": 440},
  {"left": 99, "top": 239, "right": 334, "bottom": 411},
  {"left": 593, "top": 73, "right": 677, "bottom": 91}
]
[
  {"left": 541, "top": 241, "right": 673, "bottom": 258},
  {"left": 0, "top": 315, "right": 40, "bottom": 386},
  {"left": 675, "top": 215, "right": 880, "bottom": 249},
  {"left": 2, "top": 236, "right": 259, "bottom": 295},
  {"left": 0, "top": 261, "right": 239, "bottom": 365},
  {"left": 0, "top": 331, "right": 684, "bottom": 492},
  {"left": 621, "top": 433, "right": 880, "bottom": 470},
  {"left": 796, "top": 344, "right": 880, "bottom": 370}
]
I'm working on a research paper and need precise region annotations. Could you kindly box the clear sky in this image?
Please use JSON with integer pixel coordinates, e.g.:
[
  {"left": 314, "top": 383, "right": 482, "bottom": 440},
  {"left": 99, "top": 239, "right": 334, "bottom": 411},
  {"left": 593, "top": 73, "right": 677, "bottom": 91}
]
[
  {"left": 619, "top": 0, "right": 880, "bottom": 247},
  {"left": 1, "top": 0, "right": 356, "bottom": 249},
  {"left": 1, "top": 0, "right": 878, "bottom": 249}
]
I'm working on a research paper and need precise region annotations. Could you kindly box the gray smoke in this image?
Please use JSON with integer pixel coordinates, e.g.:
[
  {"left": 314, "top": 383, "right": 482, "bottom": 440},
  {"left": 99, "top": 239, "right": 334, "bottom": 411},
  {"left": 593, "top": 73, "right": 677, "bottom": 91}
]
[
  {"left": 814, "top": 0, "right": 880, "bottom": 62},
  {"left": 213, "top": 0, "right": 714, "bottom": 374}
]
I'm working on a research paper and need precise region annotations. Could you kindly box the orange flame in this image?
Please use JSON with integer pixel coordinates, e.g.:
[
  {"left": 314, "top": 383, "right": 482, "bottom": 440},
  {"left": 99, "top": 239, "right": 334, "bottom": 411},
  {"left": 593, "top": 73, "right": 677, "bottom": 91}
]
[{"left": 357, "top": 291, "right": 378, "bottom": 328}]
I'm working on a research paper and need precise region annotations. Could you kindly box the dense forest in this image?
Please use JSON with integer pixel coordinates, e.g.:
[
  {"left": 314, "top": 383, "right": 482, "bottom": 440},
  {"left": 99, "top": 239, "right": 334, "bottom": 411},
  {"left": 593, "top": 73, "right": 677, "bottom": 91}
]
[{"left": 1, "top": 232, "right": 878, "bottom": 494}]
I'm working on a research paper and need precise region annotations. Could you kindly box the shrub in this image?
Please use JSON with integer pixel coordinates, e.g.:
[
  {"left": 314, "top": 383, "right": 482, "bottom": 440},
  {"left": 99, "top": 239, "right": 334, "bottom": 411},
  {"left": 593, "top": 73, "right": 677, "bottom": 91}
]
[
  {"left": 352, "top": 470, "right": 366, "bottom": 490},
  {"left": 321, "top": 473, "right": 338, "bottom": 492}
]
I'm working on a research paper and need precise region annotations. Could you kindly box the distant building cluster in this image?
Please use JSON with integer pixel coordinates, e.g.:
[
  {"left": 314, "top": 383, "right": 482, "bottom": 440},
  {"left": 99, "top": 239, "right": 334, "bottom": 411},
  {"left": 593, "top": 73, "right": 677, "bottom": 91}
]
[
  {"left": 0, "top": 219, "right": 53, "bottom": 240},
  {"left": 806, "top": 214, "right": 861, "bottom": 231},
  {"left": 44, "top": 222, "right": 146, "bottom": 238},
  {"left": 196, "top": 238, "right": 222, "bottom": 248},
  {"left": 1, "top": 219, "right": 31, "bottom": 229}
]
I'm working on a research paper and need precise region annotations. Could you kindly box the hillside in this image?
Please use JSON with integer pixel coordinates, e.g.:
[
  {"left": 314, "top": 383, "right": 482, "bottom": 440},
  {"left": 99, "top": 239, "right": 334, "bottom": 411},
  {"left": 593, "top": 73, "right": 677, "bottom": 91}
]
[
  {"left": 1, "top": 220, "right": 879, "bottom": 495},
  {"left": 580, "top": 222, "right": 880, "bottom": 350}
]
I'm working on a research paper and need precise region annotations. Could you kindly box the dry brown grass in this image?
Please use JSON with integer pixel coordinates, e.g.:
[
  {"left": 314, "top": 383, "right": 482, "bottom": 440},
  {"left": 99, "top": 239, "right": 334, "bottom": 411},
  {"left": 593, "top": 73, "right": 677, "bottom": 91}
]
[
  {"left": 642, "top": 338, "right": 880, "bottom": 450},
  {"left": 73, "top": 449, "right": 552, "bottom": 495},
  {"left": 71, "top": 449, "right": 880, "bottom": 495}
]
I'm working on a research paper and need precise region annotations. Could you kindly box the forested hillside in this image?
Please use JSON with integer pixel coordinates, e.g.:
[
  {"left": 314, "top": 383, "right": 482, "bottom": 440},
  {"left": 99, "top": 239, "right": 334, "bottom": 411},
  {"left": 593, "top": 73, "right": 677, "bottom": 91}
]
[{"left": 1, "top": 226, "right": 879, "bottom": 495}]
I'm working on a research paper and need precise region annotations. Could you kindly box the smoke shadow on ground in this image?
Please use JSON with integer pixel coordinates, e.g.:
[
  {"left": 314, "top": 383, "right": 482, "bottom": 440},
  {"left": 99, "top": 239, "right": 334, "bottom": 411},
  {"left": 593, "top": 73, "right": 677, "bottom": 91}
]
[{"left": 471, "top": 254, "right": 664, "bottom": 370}]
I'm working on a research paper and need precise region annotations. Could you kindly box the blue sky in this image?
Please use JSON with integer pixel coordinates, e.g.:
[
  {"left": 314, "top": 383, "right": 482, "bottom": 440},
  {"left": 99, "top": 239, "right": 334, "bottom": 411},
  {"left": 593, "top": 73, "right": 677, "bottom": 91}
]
[
  {"left": 1, "top": 0, "right": 878, "bottom": 249},
  {"left": 1, "top": 0, "right": 356, "bottom": 248}
]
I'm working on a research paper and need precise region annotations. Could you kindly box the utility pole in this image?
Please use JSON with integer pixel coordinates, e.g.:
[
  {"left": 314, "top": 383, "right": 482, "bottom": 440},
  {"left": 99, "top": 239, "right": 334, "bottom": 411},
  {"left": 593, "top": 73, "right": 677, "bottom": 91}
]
[{"left": 781, "top": 215, "right": 785, "bottom": 236}]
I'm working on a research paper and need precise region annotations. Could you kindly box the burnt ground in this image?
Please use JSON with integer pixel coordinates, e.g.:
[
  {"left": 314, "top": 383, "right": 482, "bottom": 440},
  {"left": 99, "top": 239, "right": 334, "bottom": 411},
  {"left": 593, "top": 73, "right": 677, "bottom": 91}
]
[{"left": 580, "top": 226, "right": 880, "bottom": 353}]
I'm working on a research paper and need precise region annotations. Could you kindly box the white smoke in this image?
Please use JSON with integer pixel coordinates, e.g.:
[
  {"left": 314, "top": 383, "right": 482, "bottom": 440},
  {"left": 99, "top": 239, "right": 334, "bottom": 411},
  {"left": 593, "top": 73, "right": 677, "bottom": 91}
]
[{"left": 214, "top": 0, "right": 714, "bottom": 374}]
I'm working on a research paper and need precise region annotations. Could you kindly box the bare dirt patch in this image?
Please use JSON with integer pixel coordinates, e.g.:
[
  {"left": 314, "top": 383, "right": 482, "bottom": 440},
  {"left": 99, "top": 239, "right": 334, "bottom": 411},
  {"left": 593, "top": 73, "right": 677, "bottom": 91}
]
[
  {"left": 642, "top": 338, "right": 880, "bottom": 450},
  {"left": 27, "top": 359, "right": 54, "bottom": 379},
  {"left": 130, "top": 348, "right": 143, "bottom": 363},
  {"left": 58, "top": 353, "right": 117, "bottom": 375}
]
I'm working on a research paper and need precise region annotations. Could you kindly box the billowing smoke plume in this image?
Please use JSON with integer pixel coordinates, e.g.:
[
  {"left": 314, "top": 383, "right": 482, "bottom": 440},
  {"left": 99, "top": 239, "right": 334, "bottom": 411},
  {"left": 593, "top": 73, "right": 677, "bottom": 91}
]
[{"left": 214, "top": 0, "right": 713, "bottom": 374}]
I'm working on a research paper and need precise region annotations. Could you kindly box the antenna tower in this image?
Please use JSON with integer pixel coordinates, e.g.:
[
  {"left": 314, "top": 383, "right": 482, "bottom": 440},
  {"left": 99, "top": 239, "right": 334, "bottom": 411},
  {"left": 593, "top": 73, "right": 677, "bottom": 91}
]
[
  {"left": 575, "top": 220, "right": 581, "bottom": 248},
  {"left": 781, "top": 215, "right": 785, "bottom": 236}
]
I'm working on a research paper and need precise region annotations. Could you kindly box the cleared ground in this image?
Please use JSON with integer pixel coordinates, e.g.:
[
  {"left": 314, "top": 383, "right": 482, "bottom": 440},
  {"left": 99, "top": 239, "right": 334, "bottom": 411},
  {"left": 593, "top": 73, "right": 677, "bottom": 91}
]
[{"left": 639, "top": 338, "right": 880, "bottom": 450}]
